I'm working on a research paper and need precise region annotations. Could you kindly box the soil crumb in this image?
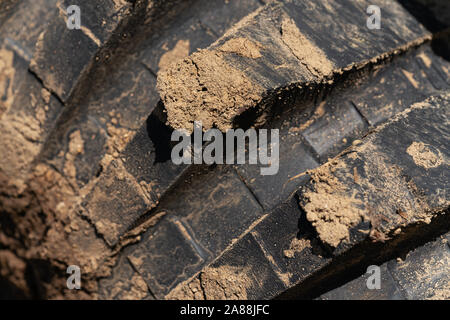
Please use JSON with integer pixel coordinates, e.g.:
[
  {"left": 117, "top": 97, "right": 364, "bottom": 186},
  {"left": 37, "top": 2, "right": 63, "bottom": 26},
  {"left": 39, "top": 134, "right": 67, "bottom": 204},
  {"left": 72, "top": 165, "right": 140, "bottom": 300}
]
[
  {"left": 283, "top": 238, "right": 310, "bottom": 258},
  {"left": 280, "top": 17, "right": 334, "bottom": 78},
  {"left": 219, "top": 37, "right": 262, "bottom": 59},
  {"left": 158, "top": 39, "right": 190, "bottom": 72},
  {"left": 406, "top": 141, "right": 443, "bottom": 169}
]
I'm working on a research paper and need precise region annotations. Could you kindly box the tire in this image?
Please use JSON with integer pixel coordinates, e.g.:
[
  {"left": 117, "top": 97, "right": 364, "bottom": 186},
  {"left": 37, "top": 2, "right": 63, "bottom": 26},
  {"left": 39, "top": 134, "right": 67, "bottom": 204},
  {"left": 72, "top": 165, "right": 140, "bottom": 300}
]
[{"left": 0, "top": 0, "right": 449, "bottom": 300}]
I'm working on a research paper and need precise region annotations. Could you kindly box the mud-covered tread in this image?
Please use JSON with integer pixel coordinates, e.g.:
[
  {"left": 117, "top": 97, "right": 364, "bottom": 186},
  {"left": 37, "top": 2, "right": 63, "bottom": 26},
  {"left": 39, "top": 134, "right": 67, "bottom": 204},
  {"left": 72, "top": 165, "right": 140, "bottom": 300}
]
[
  {"left": 166, "top": 92, "right": 449, "bottom": 300},
  {"left": 0, "top": 0, "right": 449, "bottom": 300}
]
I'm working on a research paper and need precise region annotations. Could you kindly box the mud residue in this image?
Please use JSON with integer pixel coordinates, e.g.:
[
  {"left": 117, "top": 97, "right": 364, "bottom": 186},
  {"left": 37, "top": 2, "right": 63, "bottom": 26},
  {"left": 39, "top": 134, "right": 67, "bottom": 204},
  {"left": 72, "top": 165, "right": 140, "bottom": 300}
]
[
  {"left": 157, "top": 49, "right": 263, "bottom": 132},
  {"left": 280, "top": 18, "right": 334, "bottom": 78},
  {"left": 406, "top": 141, "right": 443, "bottom": 169},
  {"left": 158, "top": 39, "right": 190, "bottom": 72},
  {"left": 108, "top": 273, "right": 149, "bottom": 300},
  {"left": 219, "top": 37, "right": 262, "bottom": 59},
  {"left": 0, "top": 160, "right": 113, "bottom": 299},
  {"left": 302, "top": 161, "right": 365, "bottom": 248},
  {"left": 0, "top": 48, "right": 15, "bottom": 118},
  {"left": 168, "top": 265, "right": 250, "bottom": 300},
  {"left": 200, "top": 265, "right": 249, "bottom": 300},
  {"left": 63, "top": 130, "right": 84, "bottom": 181},
  {"left": 401, "top": 69, "right": 419, "bottom": 89},
  {"left": 417, "top": 51, "right": 432, "bottom": 68},
  {"left": 283, "top": 237, "right": 310, "bottom": 258}
]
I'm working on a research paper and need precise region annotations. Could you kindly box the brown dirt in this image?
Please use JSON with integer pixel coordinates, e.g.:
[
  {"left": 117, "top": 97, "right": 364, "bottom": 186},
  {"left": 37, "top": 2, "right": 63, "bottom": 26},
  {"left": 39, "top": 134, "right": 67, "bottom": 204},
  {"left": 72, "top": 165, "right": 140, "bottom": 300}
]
[
  {"left": 280, "top": 17, "right": 334, "bottom": 78},
  {"left": 0, "top": 48, "right": 15, "bottom": 118},
  {"left": 302, "top": 161, "right": 366, "bottom": 248},
  {"left": 218, "top": 37, "right": 262, "bottom": 58},
  {"left": 406, "top": 141, "right": 444, "bottom": 169},
  {"left": 158, "top": 39, "right": 190, "bottom": 72},
  {"left": 157, "top": 47, "right": 264, "bottom": 132},
  {"left": 283, "top": 237, "right": 311, "bottom": 258},
  {"left": 167, "top": 265, "right": 250, "bottom": 300}
]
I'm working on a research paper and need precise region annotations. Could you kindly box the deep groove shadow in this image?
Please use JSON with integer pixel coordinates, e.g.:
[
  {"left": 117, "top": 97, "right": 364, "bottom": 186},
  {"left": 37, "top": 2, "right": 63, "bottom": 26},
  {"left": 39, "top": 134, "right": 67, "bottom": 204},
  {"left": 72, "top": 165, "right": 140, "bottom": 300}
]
[
  {"left": 146, "top": 102, "right": 174, "bottom": 163},
  {"left": 398, "top": 0, "right": 450, "bottom": 61},
  {"left": 398, "top": 0, "right": 448, "bottom": 33}
]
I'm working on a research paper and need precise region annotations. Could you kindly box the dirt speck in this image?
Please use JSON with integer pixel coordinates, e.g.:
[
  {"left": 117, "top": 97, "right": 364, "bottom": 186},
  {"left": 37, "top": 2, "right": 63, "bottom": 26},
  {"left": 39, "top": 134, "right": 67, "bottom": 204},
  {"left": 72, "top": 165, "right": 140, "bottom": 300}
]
[
  {"left": 417, "top": 51, "right": 432, "bottom": 68},
  {"left": 64, "top": 130, "right": 84, "bottom": 180}
]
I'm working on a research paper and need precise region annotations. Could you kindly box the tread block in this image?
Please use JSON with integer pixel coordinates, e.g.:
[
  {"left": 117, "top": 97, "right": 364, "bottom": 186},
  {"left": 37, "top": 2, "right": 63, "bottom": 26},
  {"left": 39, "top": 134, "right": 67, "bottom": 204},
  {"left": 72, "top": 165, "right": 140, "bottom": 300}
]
[
  {"left": 151, "top": 166, "right": 264, "bottom": 255},
  {"left": 125, "top": 166, "right": 265, "bottom": 298},
  {"left": 0, "top": 0, "right": 58, "bottom": 57},
  {"left": 283, "top": 0, "right": 429, "bottom": 68},
  {"left": 98, "top": 249, "right": 153, "bottom": 300},
  {"left": 127, "top": 218, "right": 208, "bottom": 299},
  {"left": 0, "top": 42, "right": 63, "bottom": 180},
  {"left": 387, "top": 233, "right": 450, "bottom": 300},
  {"left": 41, "top": 61, "right": 159, "bottom": 188},
  {"left": 141, "top": 0, "right": 263, "bottom": 74},
  {"left": 351, "top": 46, "right": 447, "bottom": 126},
  {"left": 199, "top": 0, "right": 262, "bottom": 37},
  {"left": 157, "top": 0, "right": 431, "bottom": 132},
  {"left": 141, "top": 18, "right": 216, "bottom": 74},
  {"left": 252, "top": 197, "right": 330, "bottom": 287},
  {"left": 82, "top": 159, "right": 155, "bottom": 247},
  {"left": 300, "top": 98, "right": 368, "bottom": 161},
  {"left": 236, "top": 133, "right": 319, "bottom": 211},
  {"left": 167, "top": 233, "right": 287, "bottom": 300},
  {"left": 298, "top": 92, "right": 450, "bottom": 251},
  {"left": 320, "top": 264, "right": 405, "bottom": 300},
  {"left": 30, "top": 0, "right": 132, "bottom": 101}
]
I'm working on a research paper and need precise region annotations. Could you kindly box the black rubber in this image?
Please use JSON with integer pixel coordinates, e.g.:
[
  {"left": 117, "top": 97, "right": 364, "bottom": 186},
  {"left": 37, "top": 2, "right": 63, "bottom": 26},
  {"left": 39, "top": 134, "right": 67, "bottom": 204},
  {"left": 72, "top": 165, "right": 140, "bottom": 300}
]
[{"left": 0, "top": 0, "right": 449, "bottom": 300}]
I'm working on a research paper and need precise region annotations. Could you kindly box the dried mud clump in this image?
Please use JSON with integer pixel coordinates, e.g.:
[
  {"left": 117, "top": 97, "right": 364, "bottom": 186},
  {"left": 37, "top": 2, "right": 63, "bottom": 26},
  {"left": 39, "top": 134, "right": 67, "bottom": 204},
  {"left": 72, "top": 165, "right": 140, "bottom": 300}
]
[
  {"left": 301, "top": 162, "right": 366, "bottom": 248},
  {"left": 157, "top": 43, "right": 264, "bottom": 132},
  {"left": 167, "top": 265, "right": 250, "bottom": 300}
]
